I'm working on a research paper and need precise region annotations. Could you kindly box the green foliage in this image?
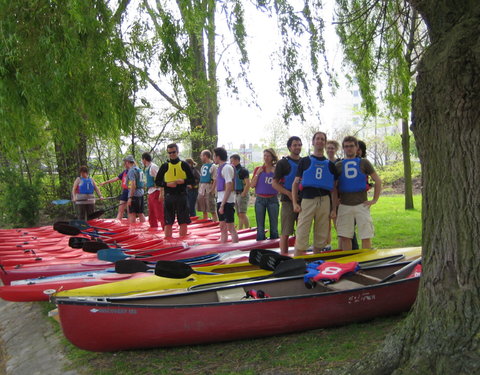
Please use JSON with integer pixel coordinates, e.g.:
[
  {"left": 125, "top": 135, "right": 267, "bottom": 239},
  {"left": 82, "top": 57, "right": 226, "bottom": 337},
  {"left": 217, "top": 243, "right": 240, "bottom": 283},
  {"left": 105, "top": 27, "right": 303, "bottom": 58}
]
[
  {"left": 0, "top": 0, "right": 137, "bottom": 155},
  {"left": 378, "top": 160, "right": 421, "bottom": 185},
  {"left": 0, "top": 168, "right": 43, "bottom": 228},
  {"left": 335, "top": 0, "right": 428, "bottom": 119}
]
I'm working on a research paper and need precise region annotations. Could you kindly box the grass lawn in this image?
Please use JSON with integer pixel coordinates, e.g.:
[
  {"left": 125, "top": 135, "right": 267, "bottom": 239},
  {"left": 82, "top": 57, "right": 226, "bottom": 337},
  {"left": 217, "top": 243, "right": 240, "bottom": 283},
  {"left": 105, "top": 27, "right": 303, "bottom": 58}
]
[{"left": 53, "top": 194, "right": 422, "bottom": 374}]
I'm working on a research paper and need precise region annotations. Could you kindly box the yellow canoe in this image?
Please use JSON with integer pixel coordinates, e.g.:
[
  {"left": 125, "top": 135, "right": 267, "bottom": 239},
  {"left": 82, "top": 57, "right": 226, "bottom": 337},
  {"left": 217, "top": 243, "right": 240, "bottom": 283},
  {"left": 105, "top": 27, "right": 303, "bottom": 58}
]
[{"left": 54, "top": 247, "right": 421, "bottom": 298}]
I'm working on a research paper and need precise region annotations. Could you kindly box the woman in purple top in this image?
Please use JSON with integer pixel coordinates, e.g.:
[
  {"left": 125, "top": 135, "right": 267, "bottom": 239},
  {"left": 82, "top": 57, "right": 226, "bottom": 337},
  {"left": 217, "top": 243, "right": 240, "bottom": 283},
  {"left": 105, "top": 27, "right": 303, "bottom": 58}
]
[{"left": 250, "top": 148, "right": 279, "bottom": 241}]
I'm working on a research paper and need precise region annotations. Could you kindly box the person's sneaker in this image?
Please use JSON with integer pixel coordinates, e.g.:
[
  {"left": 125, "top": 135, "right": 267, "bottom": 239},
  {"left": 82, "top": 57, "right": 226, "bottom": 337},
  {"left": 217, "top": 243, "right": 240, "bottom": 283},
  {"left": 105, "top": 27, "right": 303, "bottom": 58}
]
[{"left": 322, "top": 244, "right": 332, "bottom": 252}]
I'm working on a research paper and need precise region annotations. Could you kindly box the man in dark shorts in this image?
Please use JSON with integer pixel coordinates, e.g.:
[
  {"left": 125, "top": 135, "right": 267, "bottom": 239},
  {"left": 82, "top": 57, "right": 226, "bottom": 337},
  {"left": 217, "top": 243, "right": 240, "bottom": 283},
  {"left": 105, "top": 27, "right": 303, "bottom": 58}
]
[
  {"left": 125, "top": 155, "right": 146, "bottom": 223},
  {"left": 229, "top": 154, "right": 250, "bottom": 229},
  {"left": 272, "top": 136, "right": 302, "bottom": 254},
  {"left": 155, "top": 143, "right": 195, "bottom": 237},
  {"left": 214, "top": 147, "right": 239, "bottom": 243}
]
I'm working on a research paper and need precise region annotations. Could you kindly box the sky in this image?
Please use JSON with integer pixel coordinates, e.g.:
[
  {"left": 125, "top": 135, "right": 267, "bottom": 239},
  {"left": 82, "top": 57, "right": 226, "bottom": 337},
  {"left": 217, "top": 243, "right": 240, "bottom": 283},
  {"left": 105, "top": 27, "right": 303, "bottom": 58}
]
[
  {"left": 215, "top": 1, "right": 355, "bottom": 149},
  {"left": 137, "top": 1, "right": 357, "bottom": 151}
]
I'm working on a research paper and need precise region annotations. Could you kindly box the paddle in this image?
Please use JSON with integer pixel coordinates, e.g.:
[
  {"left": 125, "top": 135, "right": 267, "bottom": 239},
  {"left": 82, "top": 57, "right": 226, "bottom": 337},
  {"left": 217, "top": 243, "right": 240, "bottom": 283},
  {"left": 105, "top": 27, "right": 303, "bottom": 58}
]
[
  {"left": 87, "top": 202, "right": 124, "bottom": 220},
  {"left": 379, "top": 257, "right": 422, "bottom": 283},
  {"left": 99, "top": 244, "right": 192, "bottom": 263},
  {"left": 114, "top": 259, "right": 219, "bottom": 276},
  {"left": 248, "top": 249, "right": 280, "bottom": 265},
  {"left": 53, "top": 220, "right": 110, "bottom": 233},
  {"left": 51, "top": 197, "right": 117, "bottom": 205},
  {"left": 68, "top": 237, "right": 92, "bottom": 249},
  {"left": 82, "top": 241, "right": 112, "bottom": 253},
  {"left": 54, "top": 223, "right": 109, "bottom": 238}
]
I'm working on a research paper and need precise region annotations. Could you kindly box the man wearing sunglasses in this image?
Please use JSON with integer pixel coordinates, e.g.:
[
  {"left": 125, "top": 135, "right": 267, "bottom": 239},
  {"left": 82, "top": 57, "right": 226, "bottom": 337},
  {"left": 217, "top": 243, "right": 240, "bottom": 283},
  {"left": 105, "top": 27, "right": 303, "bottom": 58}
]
[
  {"left": 335, "top": 136, "right": 382, "bottom": 251},
  {"left": 155, "top": 143, "right": 195, "bottom": 238}
]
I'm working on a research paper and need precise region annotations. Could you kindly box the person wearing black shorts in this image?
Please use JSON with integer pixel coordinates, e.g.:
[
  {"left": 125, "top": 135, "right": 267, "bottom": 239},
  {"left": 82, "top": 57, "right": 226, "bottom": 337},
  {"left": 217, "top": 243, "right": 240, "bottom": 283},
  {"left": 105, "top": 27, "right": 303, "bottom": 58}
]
[
  {"left": 155, "top": 143, "right": 195, "bottom": 237},
  {"left": 214, "top": 147, "right": 238, "bottom": 243}
]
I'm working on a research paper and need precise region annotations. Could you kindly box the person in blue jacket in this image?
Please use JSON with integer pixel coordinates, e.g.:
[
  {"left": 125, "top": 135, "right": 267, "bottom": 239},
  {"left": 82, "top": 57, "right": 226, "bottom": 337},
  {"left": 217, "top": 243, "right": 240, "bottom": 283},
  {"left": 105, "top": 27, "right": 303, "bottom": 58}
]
[{"left": 71, "top": 165, "right": 103, "bottom": 221}]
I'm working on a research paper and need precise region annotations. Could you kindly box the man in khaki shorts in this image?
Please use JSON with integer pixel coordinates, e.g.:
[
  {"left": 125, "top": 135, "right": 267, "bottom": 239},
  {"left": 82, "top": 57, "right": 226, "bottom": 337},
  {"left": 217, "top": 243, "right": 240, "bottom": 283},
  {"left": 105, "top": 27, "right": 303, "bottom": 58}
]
[
  {"left": 335, "top": 136, "right": 382, "bottom": 250},
  {"left": 292, "top": 132, "right": 339, "bottom": 256},
  {"left": 272, "top": 136, "right": 302, "bottom": 254},
  {"left": 196, "top": 150, "right": 218, "bottom": 221}
]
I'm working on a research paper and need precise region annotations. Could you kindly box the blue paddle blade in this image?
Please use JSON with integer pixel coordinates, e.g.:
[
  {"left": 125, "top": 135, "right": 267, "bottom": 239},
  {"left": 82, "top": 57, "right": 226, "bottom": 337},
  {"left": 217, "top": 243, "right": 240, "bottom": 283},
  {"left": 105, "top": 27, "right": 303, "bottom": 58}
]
[
  {"left": 52, "top": 199, "right": 71, "bottom": 205},
  {"left": 97, "top": 249, "right": 129, "bottom": 262}
]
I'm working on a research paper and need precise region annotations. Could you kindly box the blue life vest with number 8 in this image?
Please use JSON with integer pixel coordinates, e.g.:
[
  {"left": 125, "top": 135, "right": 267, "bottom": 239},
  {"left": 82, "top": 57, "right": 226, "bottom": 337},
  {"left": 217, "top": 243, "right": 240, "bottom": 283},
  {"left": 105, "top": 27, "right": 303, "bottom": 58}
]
[
  {"left": 78, "top": 177, "right": 94, "bottom": 194},
  {"left": 200, "top": 163, "right": 213, "bottom": 183},
  {"left": 301, "top": 156, "right": 334, "bottom": 191},
  {"left": 338, "top": 158, "right": 367, "bottom": 193}
]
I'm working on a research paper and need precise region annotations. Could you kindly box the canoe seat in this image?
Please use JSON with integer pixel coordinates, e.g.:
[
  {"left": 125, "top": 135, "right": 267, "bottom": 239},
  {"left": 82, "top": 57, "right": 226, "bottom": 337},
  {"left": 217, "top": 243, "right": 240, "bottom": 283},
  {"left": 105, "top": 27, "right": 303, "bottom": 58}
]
[
  {"left": 355, "top": 272, "right": 382, "bottom": 282},
  {"left": 327, "top": 279, "right": 365, "bottom": 291},
  {"left": 216, "top": 287, "right": 246, "bottom": 302}
]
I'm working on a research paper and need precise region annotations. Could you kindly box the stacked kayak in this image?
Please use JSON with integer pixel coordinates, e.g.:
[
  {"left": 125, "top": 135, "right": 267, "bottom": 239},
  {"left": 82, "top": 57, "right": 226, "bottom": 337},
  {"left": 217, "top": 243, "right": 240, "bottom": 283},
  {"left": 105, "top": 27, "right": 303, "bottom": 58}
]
[
  {"left": 0, "top": 247, "right": 379, "bottom": 301},
  {"left": 51, "top": 246, "right": 420, "bottom": 299}
]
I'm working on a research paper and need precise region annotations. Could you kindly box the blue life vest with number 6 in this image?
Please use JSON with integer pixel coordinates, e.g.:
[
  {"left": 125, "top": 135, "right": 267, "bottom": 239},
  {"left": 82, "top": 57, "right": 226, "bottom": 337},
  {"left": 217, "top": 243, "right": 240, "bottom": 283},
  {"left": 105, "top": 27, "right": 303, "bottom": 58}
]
[
  {"left": 283, "top": 158, "right": 299, "bottom": 191},
  {"left": 199, "top": 163, "right": 213, "bottom": 183},
  {"left": 78, "top": 177, "right": 94, "bottom": 194},
  {"left": 301, "top": 156, "right": 334, "bottom": 191},
  {"left": 338, "top": 158, "right": 367, "bottom": 193}
]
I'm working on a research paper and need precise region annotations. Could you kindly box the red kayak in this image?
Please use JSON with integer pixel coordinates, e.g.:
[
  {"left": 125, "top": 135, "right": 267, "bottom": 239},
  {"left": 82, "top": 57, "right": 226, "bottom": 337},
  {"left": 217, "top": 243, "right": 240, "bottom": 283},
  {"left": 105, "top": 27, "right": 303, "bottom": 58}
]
[{"left": 0, "top": 238, "right": 291, "bottom": 284}]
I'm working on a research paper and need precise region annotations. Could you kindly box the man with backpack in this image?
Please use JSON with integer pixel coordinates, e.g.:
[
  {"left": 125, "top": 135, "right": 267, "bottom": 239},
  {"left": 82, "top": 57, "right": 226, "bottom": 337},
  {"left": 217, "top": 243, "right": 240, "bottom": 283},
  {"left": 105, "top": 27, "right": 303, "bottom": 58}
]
[{"left": 125, "top": 155, "right": 146, "bottom": 223}]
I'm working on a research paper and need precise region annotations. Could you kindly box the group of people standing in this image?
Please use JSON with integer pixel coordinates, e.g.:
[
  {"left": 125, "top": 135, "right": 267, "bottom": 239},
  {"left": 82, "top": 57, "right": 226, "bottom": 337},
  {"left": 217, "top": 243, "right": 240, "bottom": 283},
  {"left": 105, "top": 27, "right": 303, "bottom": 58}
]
[{"left": 71, "top": 132, "right": 381, "bottom": 253}]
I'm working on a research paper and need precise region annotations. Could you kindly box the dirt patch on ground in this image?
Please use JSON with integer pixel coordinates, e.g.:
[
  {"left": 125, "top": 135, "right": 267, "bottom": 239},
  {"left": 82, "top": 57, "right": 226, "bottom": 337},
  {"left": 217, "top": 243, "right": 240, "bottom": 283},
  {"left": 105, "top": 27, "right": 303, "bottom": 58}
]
[{"left": 386, "top": 177, "right": 422, "bottom": 195}]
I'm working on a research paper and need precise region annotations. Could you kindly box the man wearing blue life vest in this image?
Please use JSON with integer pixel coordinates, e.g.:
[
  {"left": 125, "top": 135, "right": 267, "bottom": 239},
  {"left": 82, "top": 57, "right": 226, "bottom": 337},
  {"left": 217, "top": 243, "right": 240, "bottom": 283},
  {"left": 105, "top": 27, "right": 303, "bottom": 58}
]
[
  {"left": 155, "top": 143, "right": 195, "bottom": 238},
  {"left": 229, "top": 154, "right": 250, "bottom": 229},
  {"left": 272, "top": 136, "right": 303, "bottom": 255},
  {"left": 141, "top": 152, "right": 164, "bottom": 229},
  {"left": 71, "top": 165, "right": 103, "bottom": 221},
  {"left": 196, "top": 150, "right": 218, "bottom": 221},
  {"left": 124, "top": 155, "right": 146, "bottom": 224},
  {"left": 291, "top": 131, "right": 339, "bottom": 256},
  {"left": 335, "top": 136, "right": 382, "bottom": 250},
  {"left": 213, "top": 147, "right": 239, "bottom": 243}
]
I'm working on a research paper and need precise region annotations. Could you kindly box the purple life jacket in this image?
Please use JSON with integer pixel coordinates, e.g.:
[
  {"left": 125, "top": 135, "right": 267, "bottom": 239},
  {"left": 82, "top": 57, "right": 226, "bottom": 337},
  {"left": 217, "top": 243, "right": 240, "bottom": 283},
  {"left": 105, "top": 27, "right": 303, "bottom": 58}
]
[
  {"left": 255, "top": 169, "right": 277, "bottom": 195},
  {"left": 216, "top": 164, "right": 226, "bottom": 192}
]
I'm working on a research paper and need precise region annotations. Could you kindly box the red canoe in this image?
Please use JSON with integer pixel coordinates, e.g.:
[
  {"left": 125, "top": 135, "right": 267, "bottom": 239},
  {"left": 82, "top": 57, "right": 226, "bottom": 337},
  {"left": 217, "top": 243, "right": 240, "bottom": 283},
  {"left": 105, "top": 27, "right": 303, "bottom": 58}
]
[{"left": 54, "top": 261, "right": 421, "bottom": 351}]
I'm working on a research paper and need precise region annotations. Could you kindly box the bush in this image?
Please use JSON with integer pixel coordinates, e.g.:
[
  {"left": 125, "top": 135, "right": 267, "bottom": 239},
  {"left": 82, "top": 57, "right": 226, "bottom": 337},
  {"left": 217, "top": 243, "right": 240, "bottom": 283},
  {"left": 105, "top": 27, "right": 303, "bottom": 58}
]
[
  {"left": 0, "top": 169, "right": 43, "bottom": 228},
  {"left": 378, "top": 160, "right": 421, "bottom": 185}
]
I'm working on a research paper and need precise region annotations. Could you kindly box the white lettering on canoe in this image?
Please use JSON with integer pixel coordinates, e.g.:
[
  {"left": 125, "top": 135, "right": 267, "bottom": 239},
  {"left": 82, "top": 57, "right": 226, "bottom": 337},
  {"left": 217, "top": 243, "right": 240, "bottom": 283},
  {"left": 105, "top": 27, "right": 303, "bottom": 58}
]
[
  {"left": 347, "top": 292, "right": 376, "bottom": 304},
  {"left": 90, "top": 308, "right": 137, "bottom": 314}
]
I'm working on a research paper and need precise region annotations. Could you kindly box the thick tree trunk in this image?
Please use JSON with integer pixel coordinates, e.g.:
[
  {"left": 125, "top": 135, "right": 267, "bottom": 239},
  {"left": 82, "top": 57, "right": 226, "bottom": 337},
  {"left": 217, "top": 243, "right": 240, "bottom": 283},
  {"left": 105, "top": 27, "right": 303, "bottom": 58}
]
[
  {"left": 54, "top": 136, "right": 87, "bottom": 199},
  {"left": 401, "top": 118, "right": 414, "bottom": 209},
  {"left": 347, "top": 4, "right": 480, "bottom": 374}
]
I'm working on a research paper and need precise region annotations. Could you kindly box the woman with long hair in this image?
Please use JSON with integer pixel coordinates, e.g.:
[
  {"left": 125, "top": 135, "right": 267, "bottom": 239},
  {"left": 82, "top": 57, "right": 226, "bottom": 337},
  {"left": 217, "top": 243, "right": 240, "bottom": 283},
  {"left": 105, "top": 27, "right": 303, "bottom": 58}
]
[{"left": 250, "top": 148, "right": 279, "bottom": 241}]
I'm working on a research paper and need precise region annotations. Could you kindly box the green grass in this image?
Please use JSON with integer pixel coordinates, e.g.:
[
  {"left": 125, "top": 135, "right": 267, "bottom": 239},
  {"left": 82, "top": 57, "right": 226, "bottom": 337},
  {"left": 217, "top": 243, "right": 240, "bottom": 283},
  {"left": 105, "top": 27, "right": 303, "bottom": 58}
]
[
  {"left": 52, "top": 194, "right": 421, "bottom": 374},
  {"left": 243, "top": 193, "right": 422, "bottom": 249}
]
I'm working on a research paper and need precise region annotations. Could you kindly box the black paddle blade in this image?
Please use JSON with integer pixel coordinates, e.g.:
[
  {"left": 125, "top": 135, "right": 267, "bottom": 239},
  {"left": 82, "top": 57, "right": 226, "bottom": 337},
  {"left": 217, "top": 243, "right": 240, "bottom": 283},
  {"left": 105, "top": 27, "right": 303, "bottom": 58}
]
[
  {"left": 115, "top": 259, "right": 149, "bottom": 274},
  {"left": 68, "top": 237, "right": 89, "bottom": 249},
  {"left": 82, "top": 241, "right": 110, "bottom": 253},
  {"left": 259, "top": 252, "right": 293, "bottom": 271},
  {"left": 87, "top": 210, "right": 105, "bottom": 220},
  {"left": 272, "top": 259, "right": 307, "bottom": 277},
  {"left": 54, "top": 223, "right": 81, "bottom": 236},
  {"left": 154, "top": 261, "right": 195, "bottom": 279},
  {"left": 53, "top": 221, "right": 69, "bottom": 231},
  {"left": 248, "top": 249, "right": 279, "bottom": 265}
]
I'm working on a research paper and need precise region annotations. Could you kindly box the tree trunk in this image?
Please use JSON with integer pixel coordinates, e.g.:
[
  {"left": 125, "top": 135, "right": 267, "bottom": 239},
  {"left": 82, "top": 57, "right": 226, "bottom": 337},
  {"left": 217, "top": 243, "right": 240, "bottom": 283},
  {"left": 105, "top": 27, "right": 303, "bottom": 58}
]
[
  {"left": 401, "top": 118, "right": 414, "bottom": 209},
  {"left": 54, "top": 136, "right": 87, "bottom": 200},
  {"left": 347, "top": 4, "right": 480, "bottom": 374}
]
